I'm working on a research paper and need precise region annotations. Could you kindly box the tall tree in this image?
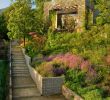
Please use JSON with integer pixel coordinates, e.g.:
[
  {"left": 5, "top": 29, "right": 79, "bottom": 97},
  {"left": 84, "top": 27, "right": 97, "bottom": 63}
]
[
  {"left": 34, "top": 0, "right": 45, "bottom": 34},
  {"left": 7, "top": 0, "right": 34, "bottom": 39}
]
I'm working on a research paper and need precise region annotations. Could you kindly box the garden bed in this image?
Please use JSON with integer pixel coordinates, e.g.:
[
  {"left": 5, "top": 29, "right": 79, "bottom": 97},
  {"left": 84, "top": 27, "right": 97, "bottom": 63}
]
[{"left": 22, "top": 49, "right": 64, "bottom": 96}]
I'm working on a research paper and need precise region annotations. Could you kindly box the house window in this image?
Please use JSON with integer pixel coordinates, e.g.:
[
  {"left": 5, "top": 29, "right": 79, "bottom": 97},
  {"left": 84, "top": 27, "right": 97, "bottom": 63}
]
[{"left": 56, "top": 11, "right": 78, "bottom": 31}]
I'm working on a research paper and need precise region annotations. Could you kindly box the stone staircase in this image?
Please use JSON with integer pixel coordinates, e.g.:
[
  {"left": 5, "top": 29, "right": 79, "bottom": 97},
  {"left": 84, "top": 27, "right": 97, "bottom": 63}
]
[{"left": 11, "top": 42, "right": 65, "bottom": 100}]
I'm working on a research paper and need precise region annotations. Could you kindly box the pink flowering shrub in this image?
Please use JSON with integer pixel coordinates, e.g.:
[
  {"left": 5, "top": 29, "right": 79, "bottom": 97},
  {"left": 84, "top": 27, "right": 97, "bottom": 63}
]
[
  {"left": 51, "top": 53, "right": 94, "bottom": 72},
  {"left": 36, "top": 52, "right": 96, "bottom": 77},
  {"left": 80, "top": 60, "right": 92, "bottom": 72},
  {"left": 52, "top": 53, "right": 83, "bottom": 69}
]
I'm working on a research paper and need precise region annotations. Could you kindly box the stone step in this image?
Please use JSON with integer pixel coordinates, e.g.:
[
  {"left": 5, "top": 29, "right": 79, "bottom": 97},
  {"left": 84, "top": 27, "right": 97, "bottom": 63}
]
[
  {"left": 11, "top": 50, "right": 23, "bottom": 55},
  {"left": 12, "top": 74, "right": 30, "bottom": 77},
  {"left": 12, "top": 71, "right": 29, "bottom": 75},
  {"left": 12, "top": 67, "right": 28, "bottom": 70},
  {"left": 12, "top": 54, "right": 23, "bottom": 56},
  {"left": 12, "top": 59, "right": 26, "bottom": 62},
  {"left": 12, "top": 53, "right": 22, "bottom": 56},
  {"left": 12, "top": 62, "right": 26, "bottom": 64},
  {"left": 12, "top": 66, "right": 27, "bottom": 68},
  {"left": 12, "top": 57, "right": 25, "bottom": 60},
  {"left": 12, "top": 76, "right": 34, "bottom": 86},
  {"left": 11, "top": 50, "right": 21, "bottom": 52},
  {"left": 12, "top": 59, "right": 25, "bottom": 61},
  {"left": 12, "top": 55, "right": 23, "bottom": 57},
  {"left": 12, "top": 58, "right": 25, "bottom": 61},
  {"left": 12, "top": 87, "right": 41, "bottom": 97},
  {"left": 11, "top": 46, "right": 21, "bottom": 48},
  {"left": 11, "top": 47, "right": 21, "bottom": 49},
  {"left": 11, "top": 51, "right": 22, "bottom": 53},
  {"left": 12, "top": 69, "right": 28, "bottom": 72},
  {"left": 13, "top": 84, "right": 36, "bottom": 89},
  {"left": 12, "top": 73, "right": 29, "bottom": 76},
  {"left": 12, "top": 96, "right": 40, "bottom": 100},
  {"left": 13, "top": 95, "right": 65, "bottom": 100},
  {"left": 12, "top": 63, "right": 27, "bottom": 67},
  {"left": 12, "top": 55, "right": 24, "bottom": 58}
]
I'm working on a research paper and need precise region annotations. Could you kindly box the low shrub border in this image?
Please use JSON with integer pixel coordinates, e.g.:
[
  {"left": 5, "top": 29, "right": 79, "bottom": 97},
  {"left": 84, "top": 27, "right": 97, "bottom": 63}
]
[
  {"left": 22, "top": 49, "right": 64, "bottom": 96},
  {"left": 62, "top": 85, "right": 83, "bottom": 100}
]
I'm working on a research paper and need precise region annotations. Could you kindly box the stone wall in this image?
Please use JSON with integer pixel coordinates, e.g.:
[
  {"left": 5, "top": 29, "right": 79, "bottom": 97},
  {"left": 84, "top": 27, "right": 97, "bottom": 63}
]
[
  {"left": 23, "top": 52, "right": 64, "bottom": 96},
  {"left": 44, "top": 0, "right": 92, "bottom": 32}
]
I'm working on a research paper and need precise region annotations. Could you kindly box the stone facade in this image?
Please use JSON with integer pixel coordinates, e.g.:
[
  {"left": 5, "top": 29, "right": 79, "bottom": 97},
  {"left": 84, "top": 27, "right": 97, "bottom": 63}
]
[{"left": 44, "top": 0, "right": 94, "bottom": 32}]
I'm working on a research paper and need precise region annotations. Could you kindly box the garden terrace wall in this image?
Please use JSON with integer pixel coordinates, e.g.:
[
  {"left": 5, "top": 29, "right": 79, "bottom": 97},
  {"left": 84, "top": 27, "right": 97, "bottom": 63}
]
[{"left": 22, "top": 49, "right": 64, "bottom": 96}]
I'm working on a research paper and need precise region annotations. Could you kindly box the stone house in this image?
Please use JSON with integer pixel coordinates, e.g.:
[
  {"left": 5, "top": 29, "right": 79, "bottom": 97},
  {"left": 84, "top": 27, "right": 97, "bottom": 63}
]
[{"left": 44, "top": 0, "right": 94, "bottom": 32}]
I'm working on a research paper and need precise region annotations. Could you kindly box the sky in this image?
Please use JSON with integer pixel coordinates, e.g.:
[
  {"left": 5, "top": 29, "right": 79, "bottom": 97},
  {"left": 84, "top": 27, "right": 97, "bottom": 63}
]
[
  {"left": 0, "top": 0, "right": 36, "bottom": 9},
  {"left": 0, "top": 0, "right": 11, "bottom": 9}
]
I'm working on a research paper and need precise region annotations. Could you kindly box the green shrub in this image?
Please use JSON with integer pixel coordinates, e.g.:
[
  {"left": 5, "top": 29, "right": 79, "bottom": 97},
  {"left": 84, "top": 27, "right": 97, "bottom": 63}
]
[
  {"left": 0, "top": 60, "right": 8, "bottom": 100},
  {"left": 78, "top": 85, "right": 97, "bottom": 95},
  {"left": 25, "top": 42, "right": 38, "bottom": 58},
  {"left": 104, "top": 97, "right": 110, "bottom": 100},
  {"left": 45, "top": 32, "right": 79, "bottom": 55},
  {"left": 65, "top": 69, "right": 86, "bottom": 93},
  {"left": 83, "top": 89, "right": 103, "bottom": 100}
]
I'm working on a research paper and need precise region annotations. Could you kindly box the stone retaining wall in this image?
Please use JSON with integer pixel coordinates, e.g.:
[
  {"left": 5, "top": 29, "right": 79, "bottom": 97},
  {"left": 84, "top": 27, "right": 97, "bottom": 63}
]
[{"left": 22, "top": 49, "right": 64, "bottom": 96}]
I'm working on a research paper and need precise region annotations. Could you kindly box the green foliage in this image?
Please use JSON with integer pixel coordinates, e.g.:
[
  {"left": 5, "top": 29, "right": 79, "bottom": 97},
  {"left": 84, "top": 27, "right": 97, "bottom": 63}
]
[
  {"left": 7, "top": 0, "right": 36, "bottom": 39},
  {"left": 44, "top": 32, "right": 80, "bottom": 55},
  {"left": 0, "top": 60, "right": 8, "bottom": 100},
  {"left": 65, "top": 69, "right": 86, "bottom": 93},
  {"left": 34, "top": 0, "right": 46, "bottom": 34},
  {"left": 65, "top": 69, "right": 107, "bottom": 99},
  {"left": 104, "top": 97, "right": 110, "bottom": 100},
  {"left": 44, "top": 23, "right": 109, "bottom": 65},
  {"left": 49, "top": 11, "right": 57, "bottom": 30},
  {"left": 83, "top": 89, "right": 103, "bottom": 100},
  {"left": 0, "top": 14, "right": 8, "bottom": 39},
  {"left": 95, "top": 0, "right": 110, "bottom": 25},
  {"left": 96, "top": 16, "right": 105, "bottom": 25},
  {"left": 25, "top": 41, "right": 38, "bottom": 58}
]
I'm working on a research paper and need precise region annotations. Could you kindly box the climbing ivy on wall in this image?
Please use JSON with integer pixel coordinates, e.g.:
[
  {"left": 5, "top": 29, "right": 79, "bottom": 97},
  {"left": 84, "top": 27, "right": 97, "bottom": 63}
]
[{"left": 49, "top": 11, "right": 57, "bottom": 30}]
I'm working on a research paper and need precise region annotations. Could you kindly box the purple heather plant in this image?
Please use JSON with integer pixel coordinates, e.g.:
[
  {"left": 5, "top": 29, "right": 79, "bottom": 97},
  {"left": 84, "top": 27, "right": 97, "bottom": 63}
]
[{"left": 53, "top": 68, "right": 66, "bottom": 76}]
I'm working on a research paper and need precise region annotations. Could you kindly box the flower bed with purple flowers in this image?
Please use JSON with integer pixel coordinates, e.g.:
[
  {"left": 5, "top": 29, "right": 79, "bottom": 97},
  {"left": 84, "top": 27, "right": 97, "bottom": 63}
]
[
  {"left": 34, "top": 52, "right": 110, "bottom": 99},
  {"left": 36, "top": 53, "right": 95, "bottom": 77},
  {"left": 23, "top": 52, "right": 64, "bottom": 96}
]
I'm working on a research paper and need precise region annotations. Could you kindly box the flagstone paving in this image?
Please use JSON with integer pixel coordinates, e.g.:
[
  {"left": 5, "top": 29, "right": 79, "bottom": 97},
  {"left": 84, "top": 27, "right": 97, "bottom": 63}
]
[{"left": 11, "top": 41, "right": 65, "bottom": 100}]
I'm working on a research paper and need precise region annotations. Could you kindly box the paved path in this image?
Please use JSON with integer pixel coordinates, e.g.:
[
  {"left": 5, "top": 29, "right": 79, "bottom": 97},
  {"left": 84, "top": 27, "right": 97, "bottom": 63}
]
[{"left": 11, "top": 42, "right": 65, "bottom": 100}]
